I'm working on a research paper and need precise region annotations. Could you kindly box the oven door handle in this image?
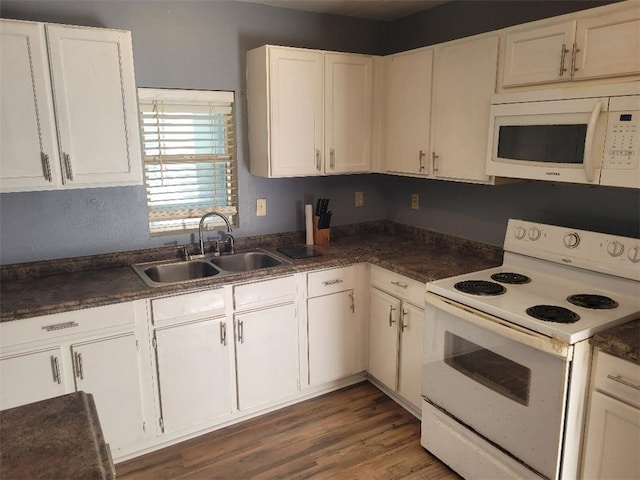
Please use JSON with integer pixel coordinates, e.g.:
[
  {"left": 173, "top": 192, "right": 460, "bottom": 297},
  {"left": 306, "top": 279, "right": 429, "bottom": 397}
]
[
  {"left": 583, "top": 100, "right": 603, "bottom": 183},
  {"left": 425, "top": 292, "right": 572, "bottom": 359}
]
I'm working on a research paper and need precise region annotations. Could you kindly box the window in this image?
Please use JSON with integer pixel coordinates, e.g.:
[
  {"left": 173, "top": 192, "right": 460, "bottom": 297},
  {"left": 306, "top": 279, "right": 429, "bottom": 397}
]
[{"left": 138, "top": 88, "right": 237, "bottom": 235}]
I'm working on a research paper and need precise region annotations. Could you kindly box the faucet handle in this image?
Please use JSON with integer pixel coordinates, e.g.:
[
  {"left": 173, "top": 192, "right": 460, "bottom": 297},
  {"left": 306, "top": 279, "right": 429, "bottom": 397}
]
[{"left": 179, "top": 245, "right": 191, "bottom": 261}]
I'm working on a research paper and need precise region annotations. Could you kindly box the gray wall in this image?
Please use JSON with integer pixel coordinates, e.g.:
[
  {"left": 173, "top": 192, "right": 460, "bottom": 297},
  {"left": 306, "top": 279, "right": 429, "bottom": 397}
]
[{"left": 0, "top": 0, "right": 638, "bottom": 264}]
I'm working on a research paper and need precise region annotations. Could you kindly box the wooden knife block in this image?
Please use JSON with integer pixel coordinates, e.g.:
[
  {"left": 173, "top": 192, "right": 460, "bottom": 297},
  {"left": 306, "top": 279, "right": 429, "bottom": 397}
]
[{"left": 313, "top": 216, "right": 330, "bottom": 245}]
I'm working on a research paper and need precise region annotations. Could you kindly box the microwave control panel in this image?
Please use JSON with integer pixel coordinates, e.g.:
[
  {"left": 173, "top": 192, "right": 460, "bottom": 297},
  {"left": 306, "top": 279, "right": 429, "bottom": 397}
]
[{"left": 603, "top": 111, "right": 638, "bottom": 170}]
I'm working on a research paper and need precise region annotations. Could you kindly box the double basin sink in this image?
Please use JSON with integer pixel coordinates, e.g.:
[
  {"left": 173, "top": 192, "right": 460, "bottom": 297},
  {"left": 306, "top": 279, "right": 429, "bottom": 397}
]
[{"left": 132, "top": 249, "right": 290, "bottom": 287}]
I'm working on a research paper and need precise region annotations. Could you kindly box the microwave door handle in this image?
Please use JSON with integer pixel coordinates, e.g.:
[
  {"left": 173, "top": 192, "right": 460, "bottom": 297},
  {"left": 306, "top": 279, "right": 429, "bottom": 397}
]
[{"left": 583, "top": 101, "right": 603, "bottom": 182}]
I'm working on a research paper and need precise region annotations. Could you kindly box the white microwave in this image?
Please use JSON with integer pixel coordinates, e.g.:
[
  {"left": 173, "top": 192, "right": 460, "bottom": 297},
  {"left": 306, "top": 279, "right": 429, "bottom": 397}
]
[{"left": 485, "top": 84, "right": 640, "bottom": 188}]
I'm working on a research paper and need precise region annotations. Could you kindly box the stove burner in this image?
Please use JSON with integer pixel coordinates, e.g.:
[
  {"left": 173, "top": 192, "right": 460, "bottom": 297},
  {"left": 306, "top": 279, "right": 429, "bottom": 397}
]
[
  {"left": 454, "top": 280, "right": 506, "bottom": 296},
  {"left": 567, "top": 294, "right": 619, "bottom": 310},
  {"left": 526, "top": 305, "right": 580, "bottom": 323},
  {"left": 490, "top": 272, "right": 531, "bottom": 285}
]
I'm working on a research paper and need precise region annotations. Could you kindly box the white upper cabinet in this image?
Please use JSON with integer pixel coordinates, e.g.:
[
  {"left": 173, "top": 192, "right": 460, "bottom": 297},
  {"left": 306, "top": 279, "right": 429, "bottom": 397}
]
[
  {"left": 0, "top": 19, "right": 142, "bottom": 192},
  {"left": 0, "top": 20, "right": 61, "bottom": 190},
  {"left": 382, "top": 48, "right": 433, "bottom": 176},
  {"left": 247, "top": 45, "right": 373, "bottom": 177},
  {"left": 501, "top": 2, "right": 640, "bottom": 88},
  {"left": 324, "top": 53, "right": 372, "bottom": 173},
  {"left": 430, "top": 35, "right": 499, "bottom": 183}
]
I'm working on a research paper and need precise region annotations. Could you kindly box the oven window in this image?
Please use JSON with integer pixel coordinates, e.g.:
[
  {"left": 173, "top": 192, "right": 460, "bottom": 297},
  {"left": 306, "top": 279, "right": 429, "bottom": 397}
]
[
  {"left": 497, "top": 124, "right": 587, "bottom": 164},
  {"left": 444, "top": 332, "right": 531, "bottom": 406}
]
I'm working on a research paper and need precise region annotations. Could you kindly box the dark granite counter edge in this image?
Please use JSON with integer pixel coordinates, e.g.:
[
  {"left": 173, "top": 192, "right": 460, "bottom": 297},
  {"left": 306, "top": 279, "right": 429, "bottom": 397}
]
[{"left": 591, "top": 319, "right": 640, "bottom": 365}]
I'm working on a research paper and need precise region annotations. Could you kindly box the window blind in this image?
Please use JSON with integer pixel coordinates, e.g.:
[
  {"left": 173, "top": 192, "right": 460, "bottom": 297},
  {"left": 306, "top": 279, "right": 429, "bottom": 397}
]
[{"left": 138, "top": 89, "right": 237, "bottom": 235}]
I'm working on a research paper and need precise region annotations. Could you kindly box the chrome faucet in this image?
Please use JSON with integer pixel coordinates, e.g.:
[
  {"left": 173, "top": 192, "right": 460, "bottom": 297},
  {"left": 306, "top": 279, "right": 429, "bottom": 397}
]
[{"left": 199, "top": 211, "right": 234, "bottom": 256}]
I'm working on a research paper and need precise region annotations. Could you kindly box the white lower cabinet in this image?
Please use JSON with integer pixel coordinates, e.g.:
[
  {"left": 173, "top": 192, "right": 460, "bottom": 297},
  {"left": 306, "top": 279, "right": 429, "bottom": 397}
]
[
  {"left": 0, "top": 346, "right": 68, "bottom": 409},
  {"left": 235, "top": 303, "right": 299, "bottom": 410},
  {"left": 153, "top": 318, "right": 234, "bottom": 434},
  {"left": 306, "top": 265, "right": 366, "bottom": 386},
  {"left": 71, "top": 333, "right": 146, "bottom": 453},
  {"left": 582, "top": 349, "right": 640, "bottom": 479},
  {"left": 0, "top": 301, "right": 148, "bottom": 456},
  {"left": 368, "top": 266, "right": 425, "bottom": 410}
]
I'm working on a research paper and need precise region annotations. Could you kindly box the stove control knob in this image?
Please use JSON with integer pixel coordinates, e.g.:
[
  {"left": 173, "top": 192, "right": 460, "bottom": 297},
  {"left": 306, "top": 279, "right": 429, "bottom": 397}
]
[
  {"left": 563, "top": 232, "right": 580, "bottom": 249},
  {"left": 628, "top": 246, "right": 640, "bottom": 263},
  {"left": 528, "top": 227, "right": 541, "bottom": 241},
  {"left": 607, "top": 241, "right": 625, "bottom": 257},
  {"left": 514, "top": 226, "right": 526, "bottom": 240}
]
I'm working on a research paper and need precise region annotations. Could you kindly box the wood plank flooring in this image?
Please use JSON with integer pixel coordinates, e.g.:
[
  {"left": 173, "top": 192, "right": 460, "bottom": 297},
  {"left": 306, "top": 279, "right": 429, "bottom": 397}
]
[{"left": 117, "top": 382, "right": 461, "bottom": 479}]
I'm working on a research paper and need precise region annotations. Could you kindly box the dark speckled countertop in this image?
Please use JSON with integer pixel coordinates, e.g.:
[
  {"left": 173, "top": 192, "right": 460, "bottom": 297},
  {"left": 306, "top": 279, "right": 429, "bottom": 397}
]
[
  {"left": 0, "top": 391, "right": 115, "bottom": 479},
  {"left": 592, "top": 319, "right": 640, "bottom": 364},
  {"left": 0, "top": 221, "right": 503, "bottom": 322}
]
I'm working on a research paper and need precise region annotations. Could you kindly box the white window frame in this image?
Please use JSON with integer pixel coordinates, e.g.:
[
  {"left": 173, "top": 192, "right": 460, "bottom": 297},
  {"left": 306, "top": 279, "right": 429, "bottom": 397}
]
[{"left": 138, "top": 88, "right": 238, "bottom": 236}]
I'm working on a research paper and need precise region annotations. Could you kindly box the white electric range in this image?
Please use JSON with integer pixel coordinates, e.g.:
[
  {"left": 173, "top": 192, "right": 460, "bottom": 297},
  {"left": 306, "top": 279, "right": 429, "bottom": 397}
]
[{"left": 421, "top": 219, "right": 640, "bottom": 480}]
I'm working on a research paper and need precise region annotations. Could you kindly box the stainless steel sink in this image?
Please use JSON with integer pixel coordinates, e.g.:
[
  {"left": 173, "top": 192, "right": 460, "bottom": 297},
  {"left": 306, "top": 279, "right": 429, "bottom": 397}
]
[
  {"left": 132, "top": 259, "right": 221, "bottom": 287},
  {"left": 132, "top": 249, "right": 289, "bottom": 287},
  {"left": 210, "top": 250, "right": 285, "bottom": 272}
]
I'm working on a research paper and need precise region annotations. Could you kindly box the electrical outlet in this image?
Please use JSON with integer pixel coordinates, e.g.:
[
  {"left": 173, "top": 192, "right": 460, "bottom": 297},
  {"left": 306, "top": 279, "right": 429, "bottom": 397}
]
[
  {"left": 411, "top": 194, "right": 419, "bottom": 210},
  {"left": 256, "top": 198, "right": 267, "bottom": 216},
  {"left": 355, "top": 191, "right": 364, "bottom": 207}
]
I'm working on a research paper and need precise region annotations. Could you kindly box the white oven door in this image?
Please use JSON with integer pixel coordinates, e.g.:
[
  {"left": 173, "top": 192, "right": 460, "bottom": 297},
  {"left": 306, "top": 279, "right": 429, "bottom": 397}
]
[{"left": 422, "top": 294, "right": 571, "bottom": 480}]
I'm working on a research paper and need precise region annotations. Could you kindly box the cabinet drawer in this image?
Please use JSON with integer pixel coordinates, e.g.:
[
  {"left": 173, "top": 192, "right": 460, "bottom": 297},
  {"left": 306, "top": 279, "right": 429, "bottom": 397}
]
[
  {"left": 234, "top": 275, "right": 296, "bottom": 310},
  {"left": 307, "top": 265, "right": 355, "bottom": 297},
  {"left": 593, "top": 350, "right": 640, "bottom": 408},
  {"left": 151, "top": 289, "right": 226, "bottom": 325},
  {"left": 1, "top": 302, "right": 136, "bottom": 348},
  {"left": 370, "top": 265, "right": 424, "bottom": 307}
]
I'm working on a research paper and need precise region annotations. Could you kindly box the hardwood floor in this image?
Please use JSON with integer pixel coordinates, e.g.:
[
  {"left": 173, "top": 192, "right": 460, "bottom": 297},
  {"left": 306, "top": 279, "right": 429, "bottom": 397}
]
[{"left": 117, "top": 381, "right": 461, "bottom": 479}]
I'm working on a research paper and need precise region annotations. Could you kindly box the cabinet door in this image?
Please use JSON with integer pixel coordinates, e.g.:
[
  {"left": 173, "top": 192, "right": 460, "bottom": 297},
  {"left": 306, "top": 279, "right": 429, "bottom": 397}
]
[
  {"left": 397, "top": 303, "right": 424, "bottom": 409},
  {"left": 431, "top": 36, "right": 498, "bottom": 183},
  {"left": 582, "top": 391, "right": 640, "bottom": 479},
  {"left": 72, "top": 333, "right": 145, "bottom": 453},
  {"left": 368, "top": 288, "right": 400, "bottom": 391},
  {"left": 0, "top": 20, "right": 61, "bottom": 191},
  {"left": 308, "top": 290, "right": 360, "bottom": 385},
  {"left": 325, "top": 53, "right": 372, "bottom": 174},
  {"left": 502, "top": 21, "right": 575, "bottom": 87},
  {"left": 0, "top": 347, "right": 68, "bottom": 410},
  {"left": 235, "top": 303, "right": 299, "bottom": 411},
  {"left": 573, "top": 8, "right": 640, "bottom": 81},
  {"left": 383, "top": 48, "right": 433, "bottom": 175},
  {"left": 268, "top": 47, "right": 324, "bottom": 177},
  {"left": 154, "top": 318, "right": 234, "bottom": 434},
  {"left": 45, "top": 25, "right": 142, "bottom": 187}
]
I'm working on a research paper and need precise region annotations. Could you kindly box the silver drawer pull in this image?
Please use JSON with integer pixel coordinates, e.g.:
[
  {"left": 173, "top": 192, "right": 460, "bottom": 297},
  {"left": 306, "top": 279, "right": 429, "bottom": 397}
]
[
  {"left": 388, "top": 305, "right": 396, "bottom": 327},
  {"left": 607, "top": 374, "right": 640, "bottom": 391},
  {"left": 51, "top": 356, "right": 62, "bottom": 384},
  {"left": 391, "top": 280, "right": 408, "bottom": 289},
  {"left": 74, "top": 352, "right": 84, "bottom": 380},
  {"left": 40, "top": 152, "right": 52, "bottom": 182},
  {"left": 322, "top": 279, "right": 344, "bottom": 286},
  {"left": 42, "top": 321, "right": 79, "bottom": 332}
]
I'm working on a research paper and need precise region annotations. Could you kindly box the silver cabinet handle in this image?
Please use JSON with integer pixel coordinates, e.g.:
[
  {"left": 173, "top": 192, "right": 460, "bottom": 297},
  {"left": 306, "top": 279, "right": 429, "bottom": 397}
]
[
  {"left": 74, "top": 352, "right": 84, "bottom": 380},
  {"left": 571, "top": 42, "right": 580, "bottom": 76},
  {"left": 401, "top": 309, "right": 409, "bottom": 332},
  {"left": 40, "top": 152, "right": 52, "bottom": 182},
  {"left": 607, "top": 374, "right": 640, "bottom": 391},
  {"left": 237, "top": 319, "right": 244, "bottom": 344},
  {"left": 330, "top": 148, "right": 336, "bottom": 169},
  {"left": 42, "top": 321, "right": 78, "bottom": 332},
  {"left": 322, "top": 279, "right": 344, "bottom": 286},
  {"left": 63, "top": 152, "right": 74, "bottom": 181},
  {"left": 220, "top": 322, "right": 227, "bottom": 346},
  {"left": 349, "top": 291, "right": 355, "bottom": 313},
  {"left": 391, "top": 280, "right": 408, "bottom": 289},
  {"left": 432, "top": 152, "right": 439, "bottom": 174},
  {"left": 51, "top": 356, "right": 62, "bottom": 384},
  {"left": 419, "top": 150, "right": 426, "bottom": 172},
  {"left": 559, "top": 43, "right": 569, "bottom": 76},
  {"left": 315, "top": 149, "right": 322, "bottom": 171},
  {"left": 388, "top": 305, "right": 396, "bottom": 327}
]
